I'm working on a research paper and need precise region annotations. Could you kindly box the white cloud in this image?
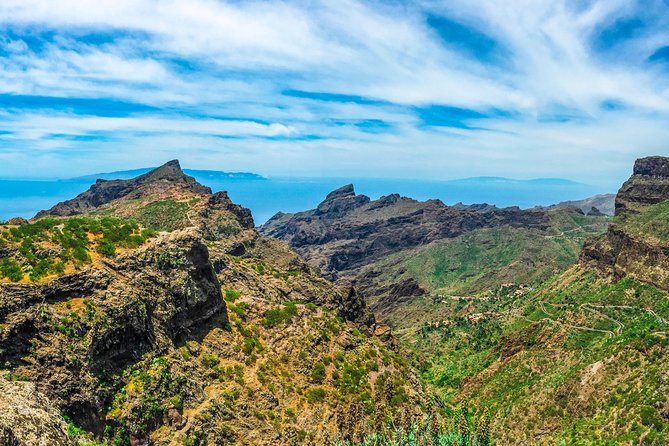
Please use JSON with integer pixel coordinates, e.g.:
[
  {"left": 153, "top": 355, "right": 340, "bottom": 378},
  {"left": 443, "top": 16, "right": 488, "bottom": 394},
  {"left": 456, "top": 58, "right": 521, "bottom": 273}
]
[{"left": 0, "top": 0, "right": 667, "bottom": 185}]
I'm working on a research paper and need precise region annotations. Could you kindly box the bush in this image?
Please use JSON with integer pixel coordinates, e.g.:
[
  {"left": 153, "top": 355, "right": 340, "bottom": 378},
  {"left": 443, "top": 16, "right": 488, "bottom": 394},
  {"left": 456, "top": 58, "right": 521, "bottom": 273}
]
[
  {"left": 0, "top": 257, "right": 23, "bottom": 282},
  {"left": 311, "top": 362, "right": 326, "bottom": 383},
  {"left": 305, "top": 387, "right": 326, "bottom": 403},
  {"left": 262, "top": 302, "right": 298, "bottom": 327},
  {"left": 224, "top": 289, "right": 241, "bottom": 302},
  {"left": 200, "top": 353, "right": 220, "bottom": 368}
]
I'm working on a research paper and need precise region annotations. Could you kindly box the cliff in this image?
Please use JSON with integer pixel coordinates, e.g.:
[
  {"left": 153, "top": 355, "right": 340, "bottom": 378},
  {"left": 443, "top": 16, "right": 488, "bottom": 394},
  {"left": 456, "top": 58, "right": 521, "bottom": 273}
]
[{"left": 581, "top": 155, "right": 669, "bottom": 290}]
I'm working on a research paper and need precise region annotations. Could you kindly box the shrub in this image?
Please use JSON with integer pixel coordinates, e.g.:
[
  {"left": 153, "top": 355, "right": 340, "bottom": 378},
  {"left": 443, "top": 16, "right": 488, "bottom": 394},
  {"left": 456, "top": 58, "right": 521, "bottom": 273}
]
[
  {"left": 262, "top": 302, "right": 298, "bottom": 327},
  {"left": 201, "top": 353, "right": 220, "bottom": 368},
  {"left": 224, "top": 289, "right": 241, "bottom": 302},
  {"left": 305, "top": 387, "right": 327, "bottom": 403},
  {"left": 311, "top": 362, "right": 326, "bottom": 383},
  {"left": 0, "top": 257, "right": 24, "bottom": 282}
]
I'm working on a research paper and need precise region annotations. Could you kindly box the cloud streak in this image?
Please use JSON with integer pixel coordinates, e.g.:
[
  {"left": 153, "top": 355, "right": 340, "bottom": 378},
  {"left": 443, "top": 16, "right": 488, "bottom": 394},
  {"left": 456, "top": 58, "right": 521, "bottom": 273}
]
[{"left": 0, "top": 0, "right": 667, "bottom": 186}]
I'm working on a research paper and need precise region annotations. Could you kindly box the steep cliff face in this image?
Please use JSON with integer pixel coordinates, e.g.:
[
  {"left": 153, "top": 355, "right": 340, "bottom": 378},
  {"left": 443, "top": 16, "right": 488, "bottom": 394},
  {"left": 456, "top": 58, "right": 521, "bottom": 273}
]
[
  {"left": 0, "top": 228, "right": 227, "bottom": 431},
  {"left": 615, "top": 156, "right": 669, "bottom": 216},
  {"left": 581, "top": 156, "right": 669, "bottom": 290},
  {"left": 0, "top": 161, "right": 423, "bottom": 445}
]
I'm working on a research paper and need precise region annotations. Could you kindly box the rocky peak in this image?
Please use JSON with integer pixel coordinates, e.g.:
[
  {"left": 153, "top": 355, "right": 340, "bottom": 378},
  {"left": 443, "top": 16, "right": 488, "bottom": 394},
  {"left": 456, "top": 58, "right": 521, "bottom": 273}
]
[
  {"left": 615, "top": 155, "right": 669, "bottom": 216},
  {"left": 37, "top": 160, "right": 212, "bottom": 217},
  {"left": 315, "top": 184, "right": 371, "bottom": 217},
  {"left": 632, "top": 156, "right": 669, "bottom": 177},
  {"left": 324, "top": 183, "right": 356, "bottom": 201}
]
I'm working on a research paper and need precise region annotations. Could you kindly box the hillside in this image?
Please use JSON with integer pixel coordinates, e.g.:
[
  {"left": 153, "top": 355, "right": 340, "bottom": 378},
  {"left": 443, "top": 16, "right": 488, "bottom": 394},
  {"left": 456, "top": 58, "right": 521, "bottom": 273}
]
[
  {"left": 551, "top": 193, "right": 616, "bottom": 216},
  {"left": 402, "top": 156, "right": 669, "bottom": 444},
  {"left": 0, "top": 161, "right": 431, "bottom": 445},
  {"left": 259, "top": 184, "right": 608, "bottom": 315}
]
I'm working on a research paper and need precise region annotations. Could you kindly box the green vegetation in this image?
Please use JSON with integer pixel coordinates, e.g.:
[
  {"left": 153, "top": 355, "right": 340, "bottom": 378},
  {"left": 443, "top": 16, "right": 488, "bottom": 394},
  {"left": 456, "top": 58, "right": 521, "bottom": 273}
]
[
  {"left": 331, "top": 407, "right": 491, "bottom": 446},
  {"left": 371, "top": 211, "right": 607, "bottom": 297},
  {"left": 261, "top": 301, "right": 298, "bottom": 327},
  {"left": 613, "top": 199, "right": 669, "bottom": 243},
  {"left": 224, "top": 289, "right": 241, "bottom": 302},
  {"left": 0, "top": 216, "right": 155, "bottom": 281},
  {"left": 401, "top": 269, "right": 669, "bottom": 444},
  {"left": 135, "top": 199, "right": 191, "bottom": 231},
  {"left": 0, "top": 257, "right": 24, "bottom": 281}
]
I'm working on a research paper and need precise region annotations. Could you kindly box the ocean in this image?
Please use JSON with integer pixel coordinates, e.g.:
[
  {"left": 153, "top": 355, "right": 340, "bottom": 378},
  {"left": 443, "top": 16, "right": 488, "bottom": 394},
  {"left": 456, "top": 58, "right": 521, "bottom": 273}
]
[{"left": 0, "top": 175, "right": 609, "bottom": 225}]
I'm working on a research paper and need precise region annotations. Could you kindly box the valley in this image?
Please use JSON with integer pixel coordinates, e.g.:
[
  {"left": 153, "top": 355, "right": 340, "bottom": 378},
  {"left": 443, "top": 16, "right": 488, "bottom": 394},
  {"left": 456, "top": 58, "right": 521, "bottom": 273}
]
[
  {"left": 1, "top": 156, "right": 668, "bottom": 445},
  {"left": 261, "top": 156, "right": 669, "bottom": 444}
]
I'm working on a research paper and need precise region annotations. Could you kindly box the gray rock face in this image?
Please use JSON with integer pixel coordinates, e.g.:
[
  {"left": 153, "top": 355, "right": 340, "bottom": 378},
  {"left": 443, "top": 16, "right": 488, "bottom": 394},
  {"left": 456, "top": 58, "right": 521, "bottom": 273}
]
[{"left": 0, "top": 379, "right": 74, "bottom": 446}]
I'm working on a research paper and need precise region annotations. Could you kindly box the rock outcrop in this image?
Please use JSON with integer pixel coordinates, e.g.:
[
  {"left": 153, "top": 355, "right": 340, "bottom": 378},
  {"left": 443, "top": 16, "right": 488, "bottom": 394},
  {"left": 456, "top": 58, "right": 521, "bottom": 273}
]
[
  {"left": 0, "top": 228, "right": 227, "bottom": 430},
  {"left": 0, "top": 379, "right": 74, "bottom": 446},
  {"left": 581, "top": 155, "right": 669, "bottom": 290},
  {"left": 615, "top": 156, "right": 669, "bottom": 216}
]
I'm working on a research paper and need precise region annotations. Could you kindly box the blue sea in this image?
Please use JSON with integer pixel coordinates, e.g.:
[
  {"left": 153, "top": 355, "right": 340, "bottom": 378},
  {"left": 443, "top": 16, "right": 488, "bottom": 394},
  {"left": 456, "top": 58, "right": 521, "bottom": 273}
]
[{"left": 0, "top": 174, "right": 610, "bottom": 225}]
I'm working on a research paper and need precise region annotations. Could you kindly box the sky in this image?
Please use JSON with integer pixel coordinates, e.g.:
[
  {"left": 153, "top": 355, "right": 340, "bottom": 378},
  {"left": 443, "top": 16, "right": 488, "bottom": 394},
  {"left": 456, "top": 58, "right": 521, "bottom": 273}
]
[{"left": 1, "top": 0, "right": 669, "bottom": 188}]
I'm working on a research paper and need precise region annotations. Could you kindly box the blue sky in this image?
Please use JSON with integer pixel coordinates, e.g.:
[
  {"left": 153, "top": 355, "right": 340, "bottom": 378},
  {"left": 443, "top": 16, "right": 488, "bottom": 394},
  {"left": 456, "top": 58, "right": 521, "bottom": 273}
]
[{"left": 1, "top": 0, "right": 669, "bottom": 188}]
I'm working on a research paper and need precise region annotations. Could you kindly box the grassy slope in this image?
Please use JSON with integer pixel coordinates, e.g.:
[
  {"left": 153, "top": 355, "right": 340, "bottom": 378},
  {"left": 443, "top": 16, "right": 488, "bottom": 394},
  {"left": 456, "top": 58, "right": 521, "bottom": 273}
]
[
  {"left": 393, "top": 203, "right": 669, "bottom": 444},
  {"left": 365, "top": 210, "right": 607, "bottom": 307},
  {"left": 612, "top": 200, "right": 669, "bottom": 244}
]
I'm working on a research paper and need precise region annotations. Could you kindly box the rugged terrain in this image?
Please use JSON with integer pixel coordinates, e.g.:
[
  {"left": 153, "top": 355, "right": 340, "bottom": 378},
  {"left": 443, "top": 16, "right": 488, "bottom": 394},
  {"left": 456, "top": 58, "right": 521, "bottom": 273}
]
[
  {"left": 399, "top": 157, "right": 669, "bottom": 444},
  {"left": 259, "top": 184, "right": 608, "bottom": 317},
  {"left": 261, "top": 156, "right": 669, "bottom": 444},
  {"left": 0, "top": 161, "right": 429, "bottom": 445}
]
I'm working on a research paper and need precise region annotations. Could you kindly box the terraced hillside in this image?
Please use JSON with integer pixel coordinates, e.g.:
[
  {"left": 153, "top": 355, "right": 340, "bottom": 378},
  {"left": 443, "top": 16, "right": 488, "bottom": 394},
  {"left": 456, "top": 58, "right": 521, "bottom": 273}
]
[{"left": 398, "top": 157, "right": 669, "bottom": 444}]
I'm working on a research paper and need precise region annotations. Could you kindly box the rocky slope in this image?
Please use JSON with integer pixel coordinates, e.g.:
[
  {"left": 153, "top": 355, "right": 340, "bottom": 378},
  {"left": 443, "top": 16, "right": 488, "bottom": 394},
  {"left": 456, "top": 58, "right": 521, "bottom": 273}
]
[
  {"left": 259, "top": 184, "right": 608, "bottom": 316},
  {"left": 581, "top": 156, "right": 669, "bottom": 290},
  {"left": 0, "top": 162, "right": 426, "bottom": 445}
]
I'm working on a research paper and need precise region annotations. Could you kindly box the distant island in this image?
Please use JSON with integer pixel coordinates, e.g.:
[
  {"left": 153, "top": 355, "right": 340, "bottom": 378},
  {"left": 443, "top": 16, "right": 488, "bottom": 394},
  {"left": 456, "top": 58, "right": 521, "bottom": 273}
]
[{"left": 72, "top": 167, "right": 266, "bottom": 182}]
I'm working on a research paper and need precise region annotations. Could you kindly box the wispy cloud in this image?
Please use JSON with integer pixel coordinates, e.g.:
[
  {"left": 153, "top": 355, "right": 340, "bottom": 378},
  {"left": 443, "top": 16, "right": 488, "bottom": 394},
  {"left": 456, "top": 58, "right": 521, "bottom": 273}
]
[{"left": 0, "top": 0, "right": 668, "bottom": 186}]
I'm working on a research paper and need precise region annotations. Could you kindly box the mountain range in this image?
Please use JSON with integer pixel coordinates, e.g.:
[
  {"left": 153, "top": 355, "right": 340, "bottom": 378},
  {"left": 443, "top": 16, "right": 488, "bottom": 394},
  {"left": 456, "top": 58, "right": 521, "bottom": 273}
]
[
  {"left": 2, "top": 156, "right": 669, "bottom": 445},
  {"left": 260, "top": 156, "right": 669, "bottom": 444}
]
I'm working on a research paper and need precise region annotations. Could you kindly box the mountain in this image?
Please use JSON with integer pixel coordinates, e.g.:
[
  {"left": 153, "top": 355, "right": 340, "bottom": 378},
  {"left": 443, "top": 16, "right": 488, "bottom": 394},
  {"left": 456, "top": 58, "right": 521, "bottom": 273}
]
[
  {"left": 259, "top": 158, "right": 669, "bottom": 442},
  {"left": 550, "top": 193, "right": 616, "bottom": 216},
  {"left": 260, "top": 184, "right": 550, "bottom": 280},
  {"left": 0, "top": 161, "right": 430, "bottom": 445},
  {"left": 259, "top": 184, "right": 608, "bottom": 314}
]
